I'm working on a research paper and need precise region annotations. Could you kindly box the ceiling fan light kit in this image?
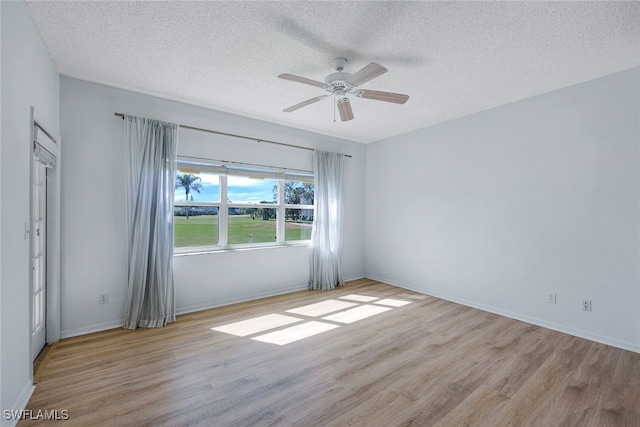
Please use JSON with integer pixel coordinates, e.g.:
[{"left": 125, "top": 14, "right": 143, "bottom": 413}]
[
  {"left": 278, "top": 57, "right": 409, "bottom": 122},
  {"left": 337, "top": 97, "right": 354, "bottom": 122}
]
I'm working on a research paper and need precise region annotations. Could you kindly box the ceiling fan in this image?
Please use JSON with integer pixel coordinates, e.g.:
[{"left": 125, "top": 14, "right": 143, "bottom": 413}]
[{"left": 278, "top": 58, "right": 409, "bottom": 122}]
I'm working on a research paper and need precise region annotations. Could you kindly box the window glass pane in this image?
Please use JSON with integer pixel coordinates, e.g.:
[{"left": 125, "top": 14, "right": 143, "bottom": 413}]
[
  {"left": 174, "top": 206, "right": 218, "bottom": 247},
  {"left": 285, "top": 209, "right": 313, "bottom": 241},
  {"left": 283, "top": 181, "right": 314, "bottom": 205},
  {"left": 228, "top": 176, "right": 278, "bottom": 204},
  {"left": 228, "top": 208, "right": 276, "bottom": 245},
  {"left": 175, "top": 172, "right": 219, "bottom": 203}
]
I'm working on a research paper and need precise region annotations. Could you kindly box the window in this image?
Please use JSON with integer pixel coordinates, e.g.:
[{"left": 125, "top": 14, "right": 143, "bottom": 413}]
[
  {"left": 174, "top": 160, "right": 314, "bottom": 252},
  {"left": 174, "top": 172, "right": 219, "bottom": 248},
  {"left": 227, "top": 175, "right": 278, "bottom": 245},
  {"left": 283, "top": 181, "right": 314, "bottom": 242}
]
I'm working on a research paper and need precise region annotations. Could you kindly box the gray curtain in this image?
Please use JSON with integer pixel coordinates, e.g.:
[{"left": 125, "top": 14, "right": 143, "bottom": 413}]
[
  {"left": 123, "top": 116, "right": 178, "bottom": 329},
  {"left": 309, "top": 150, "right": 345, "bottom": 291}
]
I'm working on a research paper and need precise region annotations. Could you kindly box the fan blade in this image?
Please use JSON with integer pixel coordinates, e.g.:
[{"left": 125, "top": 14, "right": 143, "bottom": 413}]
[
  {"left": 283, "top": 95, "right": 328, "bottom": 112},
  {"left": 337, "top": 98, "right": 354, "bottom": 122},
  {"left": 278, "top": 73, "right": 327, "bottom": 88},
  {"left": 356, "top": 90, "right": 409, "bottom": 104},
  {"left": 347, "top": 63, "right": 388, "bottom": 86}
]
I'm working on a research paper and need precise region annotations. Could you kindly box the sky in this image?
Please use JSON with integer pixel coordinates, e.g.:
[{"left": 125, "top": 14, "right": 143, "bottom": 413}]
[{"left": 175, "top": 175, "right": 277, "bottom": 204}]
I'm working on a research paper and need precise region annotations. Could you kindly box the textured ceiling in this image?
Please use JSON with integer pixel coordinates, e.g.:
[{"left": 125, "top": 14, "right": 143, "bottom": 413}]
[{"left": 25, "top": 1, "right": 640, "bottom": 144}]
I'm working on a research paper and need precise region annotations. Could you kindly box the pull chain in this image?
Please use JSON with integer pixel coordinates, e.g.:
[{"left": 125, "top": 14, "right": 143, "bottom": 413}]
[{"left": 333, "top": 93, "right": 337, "bottom": 122}]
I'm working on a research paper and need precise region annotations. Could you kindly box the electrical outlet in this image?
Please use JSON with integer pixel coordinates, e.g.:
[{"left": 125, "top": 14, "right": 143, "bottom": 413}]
[
  {"left": 581, "top": 299, "right": 592, "bottom": 312},
  {"left": 99, "top": 293, "right": 109, "bottom": 304},
  {"left": 547, "top": 293, "right": 556, "bottom": 304}
]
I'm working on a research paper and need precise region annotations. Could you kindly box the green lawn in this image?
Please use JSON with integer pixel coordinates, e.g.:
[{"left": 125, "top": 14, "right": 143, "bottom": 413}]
[
  {"left": 284, "top": 220, "right": 312, "bottom": 242},
  {"left": 174, "top": 215, "right": 312, "bottom": 247},
  {"left": 174, "top": 215, "right": 218, "bottom": 247},
  {"left": 228, "top": 215, "right": 276, "bottom": 244}
]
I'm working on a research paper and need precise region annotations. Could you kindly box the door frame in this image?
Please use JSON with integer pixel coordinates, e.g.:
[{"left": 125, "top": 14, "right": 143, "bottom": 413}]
[
  {"left": 29, "top": 107, "right": 61, "bottom": 369},
  {"left": 31, "top": 159, "right": 47, "bottom": 360}
]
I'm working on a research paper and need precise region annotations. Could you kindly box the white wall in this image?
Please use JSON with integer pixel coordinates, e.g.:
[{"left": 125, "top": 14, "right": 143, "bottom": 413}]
[
  {"left": 365, "top": 67, "right": 640, "bottom": 352},
  {"left": 1, "top": 0, "right": 3, "bottom": 415},
  {"left": 59, "top": 77, "right": 366, "bottom": 337},
  {"left": 0, "top": 1, "right": 60, "bottom": 424}
]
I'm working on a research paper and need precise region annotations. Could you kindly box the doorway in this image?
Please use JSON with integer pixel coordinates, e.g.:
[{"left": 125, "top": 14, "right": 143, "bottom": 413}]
[
  {"left": 30, "top": 116, "right": 59, "bottom": 363},
  {"left": 31, "top": 159, "right": 47, "bottom": 360}
]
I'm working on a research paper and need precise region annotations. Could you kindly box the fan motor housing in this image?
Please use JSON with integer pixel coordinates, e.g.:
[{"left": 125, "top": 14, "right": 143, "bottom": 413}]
[
  {"left": 324, "top": 73, "right": 356, "bottom": 94},
  {"left": 324, "top": 71, "right": 352, "bottom": 84}
]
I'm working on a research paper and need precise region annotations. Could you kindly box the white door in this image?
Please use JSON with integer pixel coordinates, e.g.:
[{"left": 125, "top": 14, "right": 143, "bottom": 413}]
[{"left": 31, "top": 159, "right": 47, "bottom": 361}]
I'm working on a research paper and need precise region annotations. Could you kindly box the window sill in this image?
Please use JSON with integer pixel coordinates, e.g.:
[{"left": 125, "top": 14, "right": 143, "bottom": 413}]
[{"left": 173, "top": 241, "right": 311, "bottom": 257}]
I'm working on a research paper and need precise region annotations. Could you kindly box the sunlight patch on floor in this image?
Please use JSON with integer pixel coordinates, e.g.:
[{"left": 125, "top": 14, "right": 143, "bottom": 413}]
[
  {"left": 251, "top": 321, "right": 340, "bottom": 345},
  {"left": 211, "top": 294, "right": 413, "bottom": 345},
  {"left": 286, "top": 299, "right": 357, "bottom": 317},
  {"left": 322, "top": 304, "right": 393, "bottom": 324},
  {"left": 211, "top": 313, "right": 303, "bottom": 337},
  {"left": 339, "top": 294, "right": 379, "bottom": 302},
  {"left": 375, "top": 298, "right": 412, "bottom": 307}
]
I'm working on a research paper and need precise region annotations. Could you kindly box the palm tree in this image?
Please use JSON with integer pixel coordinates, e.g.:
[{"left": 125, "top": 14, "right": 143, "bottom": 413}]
[{"left": 175, "top": 173, "right": 203, "bottom": 219}]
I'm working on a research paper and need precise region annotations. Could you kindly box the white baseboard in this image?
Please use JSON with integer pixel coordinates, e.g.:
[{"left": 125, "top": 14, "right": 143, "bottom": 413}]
[
  {"left": 61, "top": 320, "right": 123, "bottom": 339},
  {"left": 60, "top": 273, "right": 367, "bottom": 338},
  {"left": 365, "top": 274, "right": 640, "bottom": 354},
  {"left": 2, "top": 382, "right": 35, "bottom": 427},
  {"left": 176, "top": 284, "right": 309, "bottom": 315},
  {"left": 178, "top": 275, "right": 367, "bottom": 315},
  {"left": 61, "top": 285, "right": 311, "bottom": 337}
]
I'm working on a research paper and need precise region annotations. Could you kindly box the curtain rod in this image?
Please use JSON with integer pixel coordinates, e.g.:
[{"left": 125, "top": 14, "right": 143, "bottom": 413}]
[
  {"left": 178, "top": 155, "right": 312, "bottom": 175},
  {"left": 114, "top": 112, "right": 352, "bottom": 158}
]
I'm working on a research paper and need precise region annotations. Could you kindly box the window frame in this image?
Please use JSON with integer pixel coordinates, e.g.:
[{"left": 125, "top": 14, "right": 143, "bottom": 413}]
[{"left": 174, "top": 160, "right": 314, "bottom": 254}]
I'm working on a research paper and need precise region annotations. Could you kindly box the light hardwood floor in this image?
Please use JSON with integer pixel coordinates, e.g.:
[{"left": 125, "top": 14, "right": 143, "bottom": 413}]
[{"left": 20, "top": 279, "right": 640, "bottom": 426}]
